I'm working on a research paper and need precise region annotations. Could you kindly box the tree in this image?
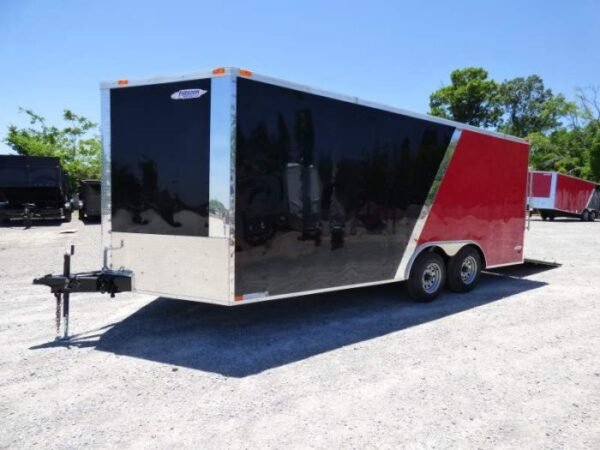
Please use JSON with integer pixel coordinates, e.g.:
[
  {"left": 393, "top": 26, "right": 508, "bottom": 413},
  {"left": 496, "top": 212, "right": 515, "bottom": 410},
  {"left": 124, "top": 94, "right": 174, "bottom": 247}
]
[
  {"left": 573, "top": 87, "right": 600, "bottom": 181},
  {"left": 590, "top": 131, "right": 600, "bottom": 181},
  {"left": 528, "top": 129, "right": 591, "bottom": 179},
  {"left": 498, "top": 75, "right": 576, "bottom": 138},
  {"left": 576, "top": 86, "right": 600, "bottom": 122},
  {"left": 4, "top": 108, "right": 101, "bottom": 190},
  {"left": 429, "top": 67, "right": 502, "bottom": 127}
]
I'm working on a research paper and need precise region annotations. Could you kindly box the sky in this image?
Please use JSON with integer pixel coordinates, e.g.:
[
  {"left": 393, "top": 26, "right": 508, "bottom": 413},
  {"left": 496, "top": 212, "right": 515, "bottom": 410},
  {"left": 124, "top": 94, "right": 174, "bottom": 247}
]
[{"left": 1, "top": 0, "right": 599, "bottom": 154}]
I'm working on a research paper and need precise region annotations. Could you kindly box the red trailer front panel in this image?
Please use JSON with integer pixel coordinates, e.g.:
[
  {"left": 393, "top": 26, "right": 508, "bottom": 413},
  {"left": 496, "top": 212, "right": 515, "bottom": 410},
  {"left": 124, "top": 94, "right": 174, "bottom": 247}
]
[
  {"left": 531, "top": 172, "right": 552, "bottom": 198},
  {"left": 418, "top": 130, "right": 529, "bottom": 267}
]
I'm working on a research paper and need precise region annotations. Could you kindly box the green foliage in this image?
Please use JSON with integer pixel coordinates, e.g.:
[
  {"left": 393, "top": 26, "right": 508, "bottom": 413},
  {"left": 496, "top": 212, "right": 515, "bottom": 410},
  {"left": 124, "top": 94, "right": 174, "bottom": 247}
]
[
  {"left": 208, "top": 199, "right": 227, "bottom": 216},
  {"left": 528, "top": 88, "right": 600, "bottom": 181},
  {"left": 498, "top": 75, "right": 577, "bottom": 138},
  {"left": 528, "top": 128, "right": 591, "bottom": 179},
  {"left": 4, "top": 108, "right": 101, "bottom": 191},
  {"left": 590, "top": 130, "right": 600, "bottom": 181},
  {"left": 429, "top": 67, "right": 503, "bottom": 128}
]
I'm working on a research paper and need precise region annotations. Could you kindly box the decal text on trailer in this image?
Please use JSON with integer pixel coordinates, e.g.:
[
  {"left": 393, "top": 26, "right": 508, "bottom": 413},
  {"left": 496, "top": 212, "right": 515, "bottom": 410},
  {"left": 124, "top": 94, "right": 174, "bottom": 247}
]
[{"left": 170, "top": 88, "right": 207, "bottom": 100}]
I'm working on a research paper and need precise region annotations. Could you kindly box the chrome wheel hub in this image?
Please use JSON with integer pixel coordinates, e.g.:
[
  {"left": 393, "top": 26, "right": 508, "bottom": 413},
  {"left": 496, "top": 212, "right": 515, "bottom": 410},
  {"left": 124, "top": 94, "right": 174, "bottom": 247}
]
[
  {"left": 460, "top": 256, "right": 478, "bottom": 284},
  {"left": 422, "top": 262, "right": 442, "bottom": 294}
]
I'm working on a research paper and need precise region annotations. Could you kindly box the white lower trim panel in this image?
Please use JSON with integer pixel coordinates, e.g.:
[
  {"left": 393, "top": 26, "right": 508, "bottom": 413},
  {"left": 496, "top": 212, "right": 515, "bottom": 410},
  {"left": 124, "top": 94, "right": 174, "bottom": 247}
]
[{"left": 111, "top": 232, "right": 231, "bottom": 302}]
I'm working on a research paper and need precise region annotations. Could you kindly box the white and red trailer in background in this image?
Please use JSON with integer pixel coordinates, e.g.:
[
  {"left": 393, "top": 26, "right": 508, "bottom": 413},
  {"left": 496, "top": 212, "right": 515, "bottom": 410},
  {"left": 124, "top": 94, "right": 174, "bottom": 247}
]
[{"left": 529, "top": 171, "right": 600, "bottom": 221}]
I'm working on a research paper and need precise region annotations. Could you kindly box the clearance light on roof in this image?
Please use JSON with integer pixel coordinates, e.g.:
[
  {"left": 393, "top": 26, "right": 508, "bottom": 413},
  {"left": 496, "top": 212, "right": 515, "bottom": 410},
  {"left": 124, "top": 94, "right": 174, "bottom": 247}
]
[
  {"left": 212, "top": 67, "right": 226, "bottom": 75},
  {"left": 239, "top": 69, "right": 253, "bottom": 78},
  {"left": 117, "top": 79, "right": 129, "bottom": 86}
]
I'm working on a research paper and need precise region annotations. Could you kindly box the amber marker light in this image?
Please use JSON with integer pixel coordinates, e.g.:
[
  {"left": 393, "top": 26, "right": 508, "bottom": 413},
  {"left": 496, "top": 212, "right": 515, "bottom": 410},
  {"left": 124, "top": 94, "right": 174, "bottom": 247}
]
[
  {"left": 212, "top": 67, "right": 226, "bottom": 75},
  {"left": 239, "top": 69, "right": 253, "bottom": 77},
  {"left": 117, "top": 79, "right": 129, "bottom": 86}
]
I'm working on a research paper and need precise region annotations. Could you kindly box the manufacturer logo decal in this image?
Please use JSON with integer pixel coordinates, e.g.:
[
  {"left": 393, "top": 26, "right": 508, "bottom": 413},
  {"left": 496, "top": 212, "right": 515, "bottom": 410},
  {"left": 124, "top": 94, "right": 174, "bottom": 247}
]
[{"left": 170, "top": 88, "right": 207, "bottom": 100}]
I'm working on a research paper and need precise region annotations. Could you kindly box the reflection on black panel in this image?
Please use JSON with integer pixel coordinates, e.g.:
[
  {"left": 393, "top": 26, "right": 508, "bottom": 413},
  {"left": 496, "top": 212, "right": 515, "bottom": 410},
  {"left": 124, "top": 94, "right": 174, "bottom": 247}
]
[
  {"left": 111, "top": 79, "right": 211, "bottom": 237},
  {"left": 235, "top": 78, "right": 455, "bottom": 296}
]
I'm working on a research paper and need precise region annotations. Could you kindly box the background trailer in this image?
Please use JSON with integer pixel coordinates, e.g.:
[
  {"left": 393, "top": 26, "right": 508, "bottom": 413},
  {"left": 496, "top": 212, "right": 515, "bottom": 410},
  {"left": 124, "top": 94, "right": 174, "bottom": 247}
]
[
  {"left": 35, "top": 68, "right": 530, "bottom": 338},
  {"left": 529, "top": 171, "right": 600, "bottom": 221},
  {"left": 0, "top": 155, "right": 72, "bottom": 224},
  {"left": 77, "top": 179, "right": 101, "bottom": 222}
]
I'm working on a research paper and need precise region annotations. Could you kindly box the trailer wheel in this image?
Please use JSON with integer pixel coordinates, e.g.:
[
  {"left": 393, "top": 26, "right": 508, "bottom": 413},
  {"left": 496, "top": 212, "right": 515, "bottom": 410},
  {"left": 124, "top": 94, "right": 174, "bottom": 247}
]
[
  {"left": 447, "top": 246, "right": 482, "bottom": 293},
  {"left": 407, "top": 251, "right": 446, "bottom": 302},
  {"left": 582, "top": 210, "right": 590, "bottom": 221},
  {"left": 591, "top": 211, "right": 598, "bottom": 221},
  {"left": 64, "top": 209, "right": 72, "bottom": 223},
  {"left": 540, "top": 212, "right": 548, "bottom": 221}
]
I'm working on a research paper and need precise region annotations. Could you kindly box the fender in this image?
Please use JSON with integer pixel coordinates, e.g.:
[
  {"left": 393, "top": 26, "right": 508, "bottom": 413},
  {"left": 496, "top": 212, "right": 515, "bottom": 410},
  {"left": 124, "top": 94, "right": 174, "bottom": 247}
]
[{"left": 403, "top": 240, "right": 487, "bottom": 281}]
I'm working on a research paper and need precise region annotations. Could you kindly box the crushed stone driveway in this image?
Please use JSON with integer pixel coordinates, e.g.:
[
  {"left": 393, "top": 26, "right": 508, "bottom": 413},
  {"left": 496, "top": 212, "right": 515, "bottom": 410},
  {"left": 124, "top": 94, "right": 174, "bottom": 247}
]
[{"left": 1, "top": 217, "right": 599, "bottom": 448}]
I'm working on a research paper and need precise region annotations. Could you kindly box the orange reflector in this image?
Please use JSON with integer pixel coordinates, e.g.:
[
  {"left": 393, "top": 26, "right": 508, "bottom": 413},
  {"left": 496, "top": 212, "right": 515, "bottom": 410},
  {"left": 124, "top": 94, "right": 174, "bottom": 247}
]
[
  {"left": 117, "top": 79, "right": 128, "bottom": 86},
  {"left": 234, "top": 294, "right": 244, "bottom": 302},
  {"left": 212, "top": 67, "right": 226, "bottom": 75},
  {"left": 239, "top": 69, "right": 252, "bottom": 77}
]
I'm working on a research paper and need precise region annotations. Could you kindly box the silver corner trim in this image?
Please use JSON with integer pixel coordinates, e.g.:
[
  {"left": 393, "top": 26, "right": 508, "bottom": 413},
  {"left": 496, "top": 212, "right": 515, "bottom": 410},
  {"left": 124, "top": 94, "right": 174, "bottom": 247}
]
[
  {"left": 209, "top": 74, "right": 234, "bottom": 239},
  {"left": 394, "top": 129, "right": 463, "bottom": 280},
  {"left": 228, "top": 75, "right": 237, "bottom": 303},
  {"left": 100, "top": 88, "right": 112, "bottom": 268}
]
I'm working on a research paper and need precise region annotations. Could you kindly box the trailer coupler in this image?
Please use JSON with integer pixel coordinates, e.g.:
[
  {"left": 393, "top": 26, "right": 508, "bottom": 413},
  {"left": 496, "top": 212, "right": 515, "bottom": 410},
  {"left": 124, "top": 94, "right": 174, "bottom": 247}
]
[{"left": 32, "top": 246, "right": 131, "bottom": 340}]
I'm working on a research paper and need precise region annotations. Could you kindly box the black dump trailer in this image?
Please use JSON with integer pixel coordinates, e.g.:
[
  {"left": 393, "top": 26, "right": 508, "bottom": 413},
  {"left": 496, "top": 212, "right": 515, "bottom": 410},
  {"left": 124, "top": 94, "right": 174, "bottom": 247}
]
[
  {"left": 0, "top": 155, "right": 72, "bottom": 225},
  {"left": 77, "top": 179, "right": 101, "bottom": 222}
]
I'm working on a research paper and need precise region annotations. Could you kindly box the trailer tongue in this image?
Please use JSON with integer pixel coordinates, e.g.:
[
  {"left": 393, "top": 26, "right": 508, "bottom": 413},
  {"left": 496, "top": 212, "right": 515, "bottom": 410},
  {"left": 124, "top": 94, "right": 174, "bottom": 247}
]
[
  {"left": 33, "top": 246, "right": 131, "bottom": 339},
  {"left": 33, "top": 67, "right": 530, "bottom": 340}
]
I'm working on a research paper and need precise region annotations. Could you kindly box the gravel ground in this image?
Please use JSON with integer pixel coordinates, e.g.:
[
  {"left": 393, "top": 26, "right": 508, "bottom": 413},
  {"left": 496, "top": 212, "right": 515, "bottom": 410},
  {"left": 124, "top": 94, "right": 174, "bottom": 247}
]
[{"left": 1, "top": 217, "right": 599, "bottom": 449}]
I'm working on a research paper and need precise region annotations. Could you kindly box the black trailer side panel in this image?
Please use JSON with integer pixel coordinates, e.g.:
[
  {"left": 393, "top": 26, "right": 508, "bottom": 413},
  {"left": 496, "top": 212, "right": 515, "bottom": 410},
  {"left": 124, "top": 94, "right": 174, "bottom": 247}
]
[
  {"left": 110, "top": 79, "right": 211, "bottom": 237},
  {"left": 235, "top": 78, "right": 455, "bottom": 296}
]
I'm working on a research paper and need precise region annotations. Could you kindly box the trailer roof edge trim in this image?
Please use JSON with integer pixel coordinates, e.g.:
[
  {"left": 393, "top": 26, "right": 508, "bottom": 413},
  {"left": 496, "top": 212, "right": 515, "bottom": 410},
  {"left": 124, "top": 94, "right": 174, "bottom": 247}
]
[{"left": 100, "top": 66, "right": 527, "bottom": 144}]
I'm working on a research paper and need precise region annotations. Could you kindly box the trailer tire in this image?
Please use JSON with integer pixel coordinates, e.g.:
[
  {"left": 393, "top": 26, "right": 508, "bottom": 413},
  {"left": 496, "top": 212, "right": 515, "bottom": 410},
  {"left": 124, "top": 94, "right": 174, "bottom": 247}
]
[
  {"left": 64, "top": 210, "right": 72, "bottom": 223},
  {"left": 447, "top": 246, "right": 482, "bottom": 293},
  {"left": 540, "top": 212, "right": 548, "bottom": 221},
  {"left": 591, "top": 211, "right": 598, "bottom": 221},
  {"left": 407, "top": 251, "right": 446, "bottom": 302},
  {"left": 582, "top": 210, "right": 590, "bottom": 221}
]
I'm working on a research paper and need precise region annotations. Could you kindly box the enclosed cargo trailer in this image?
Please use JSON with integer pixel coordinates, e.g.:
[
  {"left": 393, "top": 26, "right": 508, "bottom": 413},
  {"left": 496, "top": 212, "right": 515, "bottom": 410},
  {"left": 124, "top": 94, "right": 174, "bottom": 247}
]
[
  {"left": 77, "top": 179, "right": 101, "bottom": 222},
  {"left": 35, "top": 67, "right": 530, "bottom": 338},
  {"left": 0, "top": 155, "right": 72, "bottom": 225},
  {"left": 529, "top": 171, "right": 600, "bottom": 221}
]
